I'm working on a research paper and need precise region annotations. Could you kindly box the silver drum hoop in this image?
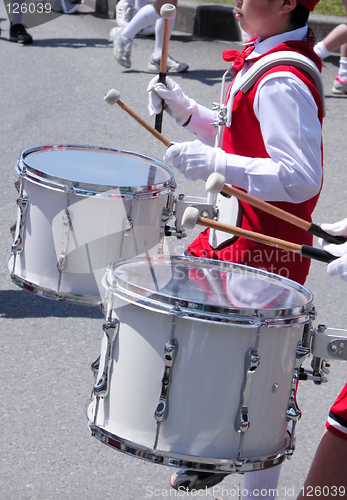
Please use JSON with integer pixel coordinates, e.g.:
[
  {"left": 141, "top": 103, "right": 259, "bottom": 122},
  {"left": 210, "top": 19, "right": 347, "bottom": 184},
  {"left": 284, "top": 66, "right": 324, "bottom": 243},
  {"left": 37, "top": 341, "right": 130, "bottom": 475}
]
[
  {"left": 89, "top": 423, "right": 290, "bottom": 474},
  {"left": 17, "top": 145, "right": 176, "bottom": 199},
  {"left": 103, "top": 255, "right": 314, "bottom": 328},
  {"left": 9, "top": 272, "right": 100, "bottom": 306}
]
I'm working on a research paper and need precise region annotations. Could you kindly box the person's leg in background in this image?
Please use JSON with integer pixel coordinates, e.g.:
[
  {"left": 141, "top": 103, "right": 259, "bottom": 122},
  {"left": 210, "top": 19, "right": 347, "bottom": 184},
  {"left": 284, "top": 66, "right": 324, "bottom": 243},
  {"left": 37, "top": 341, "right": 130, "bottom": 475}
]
[
  {"left": 9, "top": 0, "right": 33, "bottom": 43},
  {"left": 112, "top": 0, "right": 187, "bottom": 73}
]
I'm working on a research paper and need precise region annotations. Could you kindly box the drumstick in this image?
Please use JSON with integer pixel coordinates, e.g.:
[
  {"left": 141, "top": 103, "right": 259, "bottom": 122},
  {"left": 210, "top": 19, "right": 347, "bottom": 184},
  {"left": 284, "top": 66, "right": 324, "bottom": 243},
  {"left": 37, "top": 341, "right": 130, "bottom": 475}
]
[
  {"left": 155, "top": 4, "right": 176, "bottom": 133},
  {"left": 182, "top": 207, "right": 337, "bottom": 264},
  {"left": 104, "top": 89, "right": 171, "bottom": 148},
  {"left": 206, "top": 172, "right": 347, "bottom": 246}
]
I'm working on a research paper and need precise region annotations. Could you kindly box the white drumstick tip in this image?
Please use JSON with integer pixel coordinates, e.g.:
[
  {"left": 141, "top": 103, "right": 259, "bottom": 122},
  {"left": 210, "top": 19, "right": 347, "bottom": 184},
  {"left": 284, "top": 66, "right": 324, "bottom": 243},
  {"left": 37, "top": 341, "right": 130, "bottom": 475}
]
[
  {"left": 182, "top": 207, "right": 200, "bottom": 230},
  {"left": 160, "top": 3, "right": 176, "bottom": 19},
  {"left": 104, "top": 89, "right": 121, "bottom": 105},
  {"left": 206, "top": 172, "right": 226, "bottom": 195}
]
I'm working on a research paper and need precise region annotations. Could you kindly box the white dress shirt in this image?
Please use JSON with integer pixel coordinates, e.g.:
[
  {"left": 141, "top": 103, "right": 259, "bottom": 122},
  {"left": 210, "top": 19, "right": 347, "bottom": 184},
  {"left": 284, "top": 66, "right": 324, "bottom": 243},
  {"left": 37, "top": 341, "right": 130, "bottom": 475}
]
[{"left": 187, "top": 26, "right": 323, "bottom": 204}]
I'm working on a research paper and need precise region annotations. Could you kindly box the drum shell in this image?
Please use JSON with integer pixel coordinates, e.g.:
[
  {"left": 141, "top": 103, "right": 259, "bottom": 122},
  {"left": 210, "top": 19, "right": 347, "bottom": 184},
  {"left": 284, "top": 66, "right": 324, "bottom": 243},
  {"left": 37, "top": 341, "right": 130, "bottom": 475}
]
[
  {"left": 8, "top": 146, "right": 174, "bottom": 305},
  {"left": 90, "top": 292, "right": 304, "bottom": 460},
  {"left": 11, "top": 180, "right": 168, "bottom": 300}
]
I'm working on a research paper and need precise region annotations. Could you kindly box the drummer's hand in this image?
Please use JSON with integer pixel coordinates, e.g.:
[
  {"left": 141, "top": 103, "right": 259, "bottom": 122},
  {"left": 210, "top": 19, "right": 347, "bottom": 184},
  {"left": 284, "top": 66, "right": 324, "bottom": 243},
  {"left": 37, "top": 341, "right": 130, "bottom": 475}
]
[
  {"left": 164, "top": 140, "right": 226, "bottom": 181},
  {"left": 147, "top": 76, "right": 196, "bottom": 126},
  {"left": 320, "top": 218, "right": 347, "bottom": 282}
]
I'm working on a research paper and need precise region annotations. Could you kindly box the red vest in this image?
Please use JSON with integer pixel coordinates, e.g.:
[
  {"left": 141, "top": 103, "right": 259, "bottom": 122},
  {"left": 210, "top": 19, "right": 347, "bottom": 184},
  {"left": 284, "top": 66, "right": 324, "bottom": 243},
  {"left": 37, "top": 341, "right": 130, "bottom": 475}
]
[{"left": 187, "top": 38, "right": 324, "bottom": 285}]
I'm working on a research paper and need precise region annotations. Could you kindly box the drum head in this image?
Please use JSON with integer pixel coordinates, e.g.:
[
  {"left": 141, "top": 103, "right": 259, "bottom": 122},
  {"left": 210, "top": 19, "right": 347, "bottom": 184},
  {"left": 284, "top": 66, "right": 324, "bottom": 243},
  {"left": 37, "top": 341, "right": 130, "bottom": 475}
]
[
  {"left": 17, "top": 145, "right": 174, "bottom": 197},
  {"left": 104, "top": 255, "right": 313, "bottom": 325}
]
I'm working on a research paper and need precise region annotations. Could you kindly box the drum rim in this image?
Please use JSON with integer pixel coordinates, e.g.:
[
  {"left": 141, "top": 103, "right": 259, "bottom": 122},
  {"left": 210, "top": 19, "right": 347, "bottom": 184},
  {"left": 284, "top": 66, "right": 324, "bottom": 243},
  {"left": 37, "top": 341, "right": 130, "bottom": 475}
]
[
  {"left": 88, "top": 422, "right": 290, "bottom": 474},
  {"left": 17, "top": 145, "right": 176, "bottom": 198},
  {"left": 103, "top": 255, "right": 314, "bottom": 326},
  {"left": 7, "top": 262, "right": 101, "bottom": 307}
]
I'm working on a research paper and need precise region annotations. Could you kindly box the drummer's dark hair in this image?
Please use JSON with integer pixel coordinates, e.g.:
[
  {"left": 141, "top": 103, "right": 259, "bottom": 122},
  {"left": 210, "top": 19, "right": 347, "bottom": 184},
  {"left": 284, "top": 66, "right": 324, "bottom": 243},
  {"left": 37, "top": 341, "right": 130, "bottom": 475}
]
[{"left": 289, "top": 3, "right": 310, "bottom": 29}]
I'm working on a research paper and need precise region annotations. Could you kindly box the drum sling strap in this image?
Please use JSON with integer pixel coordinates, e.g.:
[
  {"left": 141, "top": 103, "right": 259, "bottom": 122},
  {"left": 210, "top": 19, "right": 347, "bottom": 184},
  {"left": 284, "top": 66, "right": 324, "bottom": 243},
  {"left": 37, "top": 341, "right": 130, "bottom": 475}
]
[{"left": 209, "top": 51, "right": 325, "bottom": 248}]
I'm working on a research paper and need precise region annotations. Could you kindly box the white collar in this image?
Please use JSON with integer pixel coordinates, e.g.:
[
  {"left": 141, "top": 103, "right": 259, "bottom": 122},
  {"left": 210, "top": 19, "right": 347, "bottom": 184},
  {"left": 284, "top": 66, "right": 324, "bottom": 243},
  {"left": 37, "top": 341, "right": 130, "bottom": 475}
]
[{"left": 247, "top": 26, "right": 309, "bottom": 61}]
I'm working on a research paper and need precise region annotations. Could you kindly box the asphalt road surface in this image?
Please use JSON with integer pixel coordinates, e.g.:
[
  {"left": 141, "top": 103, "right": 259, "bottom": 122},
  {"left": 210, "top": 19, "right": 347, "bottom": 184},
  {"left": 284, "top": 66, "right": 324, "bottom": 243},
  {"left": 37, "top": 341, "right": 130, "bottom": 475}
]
[{"left": 1, "top": 4, "right": 347, "bottom": 500}]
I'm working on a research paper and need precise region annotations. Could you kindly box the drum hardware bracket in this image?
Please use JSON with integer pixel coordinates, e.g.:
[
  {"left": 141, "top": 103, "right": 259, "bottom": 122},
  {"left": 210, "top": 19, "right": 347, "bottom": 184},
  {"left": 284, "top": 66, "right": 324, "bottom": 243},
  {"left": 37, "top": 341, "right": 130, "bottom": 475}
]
[
  {"left": 213, "top": 205, "right": 219, "bottom": 221},
  {"left": 164, "top": 224, "right": 187, "bottom": 239},
  {"left": 298, "top": 365, "right": 329, "bottom": 384},
  {"left": 212, "top": 102, "right": 228, "bottom": 128},
  {"left": 235, "top": 348, "right": 260, "bottom": 436},
  {"left": 171, "top": 195, "right": 216, "bottom": 238},
  {"left": 295, "top": 342, "right": 328, "bottom": 386},
  {"left": 312, "top": 324, "right": 347, "bottom": 362},
  {"left": 94, "top": 318, "right": 120, "bottom": 398}
]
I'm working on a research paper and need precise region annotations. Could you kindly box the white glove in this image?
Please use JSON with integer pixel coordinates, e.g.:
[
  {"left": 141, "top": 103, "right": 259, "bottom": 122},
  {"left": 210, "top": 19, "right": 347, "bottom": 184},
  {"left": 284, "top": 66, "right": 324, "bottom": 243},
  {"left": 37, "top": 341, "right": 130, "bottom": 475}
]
[
  {"left": 321, "top": 218, "right": 347, "bottom": 238},
  {"left": 319, "top": 218, "right": 347, "bottom": 282},
  {"left": 147, "top": 76, "right": 196, "bottom": 126},
  {"left": 164, "top": 140, "right": 226, "bottom": 181}
]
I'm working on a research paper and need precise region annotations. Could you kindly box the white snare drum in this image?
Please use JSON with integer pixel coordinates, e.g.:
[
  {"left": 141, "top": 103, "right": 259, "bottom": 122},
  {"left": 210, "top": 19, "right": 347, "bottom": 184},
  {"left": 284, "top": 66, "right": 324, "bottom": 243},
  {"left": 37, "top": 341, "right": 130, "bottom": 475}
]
[
  {"left": 86, "top": 255, "right": 315, "bottom": 473},
  {"left": 7, "top": 145, "right": 175, "bottom": 306}
]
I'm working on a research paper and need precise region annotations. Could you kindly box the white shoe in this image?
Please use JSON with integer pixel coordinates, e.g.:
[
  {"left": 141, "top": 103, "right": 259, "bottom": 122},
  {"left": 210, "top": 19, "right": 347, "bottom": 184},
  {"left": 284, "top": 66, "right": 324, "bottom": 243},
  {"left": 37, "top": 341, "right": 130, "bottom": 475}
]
[
  {"left": 148, "top": 54, "right": 188, "bottom": 73},
  {"left": 109, "top": 26, "right": 117, "bottom": 42},
  {"left": 113, "top": 27, "right": 133, "bottom": 68},
  {"left": 116, "top": 0, "right": 136, "bottom": 28}
]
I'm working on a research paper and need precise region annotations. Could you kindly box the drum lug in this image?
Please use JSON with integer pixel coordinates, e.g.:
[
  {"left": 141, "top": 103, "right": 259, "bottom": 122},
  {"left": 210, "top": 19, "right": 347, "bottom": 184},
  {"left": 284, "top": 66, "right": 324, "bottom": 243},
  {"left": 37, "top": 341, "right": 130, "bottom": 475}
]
[
  {"left": 285, "top": 420, "right": 298, "bottom": 459},
  {"left": 235, "top": 349, "right": 260, "bottom": 434},
  {"left": 94, "top": 318, "right": 120, "bottom": 398},
  {"left": 154, "top": 338, "right": 178, "bottom": 423},
  {"left": 153, "top": 315, "right": 179, "bottom": 449},
  {"left": 91, "top": 355, "right": 100, "bottom": 375},
  {"left": 11, "top": 196, "right": 28, "bottom": 255},
  {"left": 10, "top": 223, "right": 16, "bottom": 237},
  {"left": 286, "top": 384, "right": 301, "bottom": 421},
  {"left": 286, "top": 340, "right": 312, "bottom": 422},
  {"left": 286, "top": 368, "right": 302, "bottom": 422},
  {"left": 14, "top": 178, "right": 21, "bottom": 193},
  {"left": 57, "top": 209, "right": 71, "bottom": 274}
]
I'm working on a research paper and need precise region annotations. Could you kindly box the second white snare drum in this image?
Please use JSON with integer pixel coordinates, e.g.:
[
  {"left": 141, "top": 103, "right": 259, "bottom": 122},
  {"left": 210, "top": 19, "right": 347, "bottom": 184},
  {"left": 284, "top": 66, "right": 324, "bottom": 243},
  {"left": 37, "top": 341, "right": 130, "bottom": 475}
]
[
  {"left": 86, "top": 255, "right": 315, "bottom": 473},
  {"left": 7, "top": 145, "right": 175, "bottom": 306}
]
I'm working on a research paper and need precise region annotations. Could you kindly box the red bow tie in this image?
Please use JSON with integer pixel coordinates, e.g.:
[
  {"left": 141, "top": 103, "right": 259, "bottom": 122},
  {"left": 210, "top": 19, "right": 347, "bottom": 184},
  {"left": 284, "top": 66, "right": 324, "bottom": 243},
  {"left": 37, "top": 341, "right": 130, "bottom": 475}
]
[{"left": 223, "top": 44, "right": 256, "bottom": 72}]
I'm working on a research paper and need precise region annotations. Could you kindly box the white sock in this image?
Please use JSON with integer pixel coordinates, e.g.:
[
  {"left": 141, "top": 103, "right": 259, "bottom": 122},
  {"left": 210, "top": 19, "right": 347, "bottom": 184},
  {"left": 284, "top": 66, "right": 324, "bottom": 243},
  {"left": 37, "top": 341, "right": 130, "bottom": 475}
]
[
  {"left": 314, "top": 41, "right": 330, "bottom": 60},
  {"left": 242, "top": 465, "right": 282, "bottom": 500},
  {"left": 152, "top": 16, "right": 175, "bottom": 60},
  {"left": 338, "top": 56, "right": 347, "bottom": 80},
  {"left": 122, "top": 4, "right": 159, "bottom": 40}
]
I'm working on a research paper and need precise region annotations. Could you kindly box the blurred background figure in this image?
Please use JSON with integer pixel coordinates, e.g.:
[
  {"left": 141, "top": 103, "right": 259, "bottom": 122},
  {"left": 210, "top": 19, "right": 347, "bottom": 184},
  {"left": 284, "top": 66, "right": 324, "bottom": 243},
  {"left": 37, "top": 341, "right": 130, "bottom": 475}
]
[
  {"left": 8, "top": 0, "right": 33, "bottom": 43},
  {"left": 53, "top": 0, "right": 79, "bottom": 14},
  {"left": 314, "top": 0, "right": 347, "bottom": 94},
  {"left": 115, "top": 0, "right": 154, "bottom": 36},
  {"left": 110, "top": 0, "right": 188, "bottom": 73}
]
